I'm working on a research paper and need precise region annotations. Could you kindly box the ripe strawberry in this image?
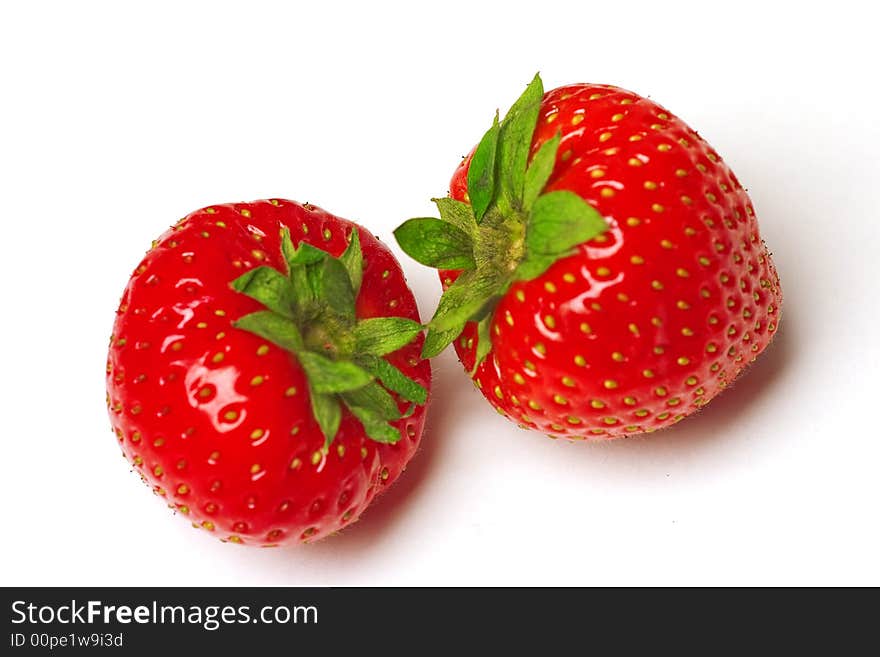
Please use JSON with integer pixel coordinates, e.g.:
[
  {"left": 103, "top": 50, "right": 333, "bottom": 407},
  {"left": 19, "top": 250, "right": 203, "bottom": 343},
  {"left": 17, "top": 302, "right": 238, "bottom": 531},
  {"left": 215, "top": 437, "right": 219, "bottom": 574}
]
[
  {"left": 106, "top": 199, "right": 431, "bottom": 545},
  {"left": 395, "top": 74, "right": 781, "bottom": 440}
]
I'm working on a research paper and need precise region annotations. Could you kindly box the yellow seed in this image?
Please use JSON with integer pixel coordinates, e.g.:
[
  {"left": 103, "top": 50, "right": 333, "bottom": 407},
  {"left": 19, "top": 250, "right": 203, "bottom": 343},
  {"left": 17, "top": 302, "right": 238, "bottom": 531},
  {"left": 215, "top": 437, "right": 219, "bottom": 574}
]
[
  {"left": 250, "top": 428, "right": 264, "bottom": 440},
  {"left": 630, "top": 255, "right": 645, "bottom": 265},
  {"left": 600, "top": 188, "right": 615, "bottom": 198},
  {"left": 603, "top": 417, "right": 619, "bottom": 425},
  {"left": 677, "top": 357, "right": 690, "bottom": 366},
  {"left": 580, "top": 322, "right": 592, "bottom": 334},
  {"left": 658, "top": 143, "right": 672, "bottom": 152},
  {"left": 603, "top": 379, "right": 618, "bottom": 390},
  {"left": 513, "top": 373, "right": 526, "bottom": 385},
  {"left": 686, "top": 376, "right": 698, "bottom": 386},
  {"left": 311, "top": 451, "right": 322, "bottom": 465},
  {"left": 177, "top": 484, "right": 189, "bottom": 495},
  {"left": 534, "top": 343, "right": 547, "bottom": 355},
  {"left": 626, "top": 217, "right": 641, "bottom": 227},
  {"left": 623, "top": 396, "right": 636, "bottom": 406},
  {"left": 655, "top": 386, "right": 668, "bottom": 397},
  {"left": 611, "top": 113, "right": 624, "bottom": 122},
  {"left": 562, "top": 376, "right": 576, "bottom": 387},
  {"left": 563, "top": 273, "right": 576, "bottom": 283},
  {"left": 515, "top": 289, "right": 526, "bottom": 302},
  {"left": 642, "top": 369, "right": 654, "bottom": 378},
  {"left": 494, "top": 386, "right": 504, "bottom": 400},
  {"left": 590, "top": 168, "right": 606, "bottom": 178},
  {"left": 651, "top": 280, "right": 664, "bottom": 291},
  {"left": 567, "top": 416, "right": 582, "bottom": 425},
  {"left": 553, "top": 394, "right": 568, "bottom": 405},
  {"left": 628, "top": 158, "right": 643, "bottom": 167},
  {"left": 596, "top": 266, "right": 611, "bottom": 276},
  {"left": 543, "top": 315, "right": 556, "bottom": 329},
  {"left": 612, "top": 351, "right": 624, "bottom": 362},
  {"left": 571, "top": 114, "right": 584, "bottom": 125},
  {"left": 574, "top": 355, "right": 586, "bottom": 367},
  {"left": 544, "top": 282, "right": 557, "bottom": 293},
  {"left": 257, "top": 344, "right": 270, "bottom": 356},
  {"left": 599, "top": 131, "right": 612, "bottom": 142},
  {"left": 528, "top": 400, "right": 541, "bottom": 410},
  {"left": 212, "top": 352, "right": 224, "bottom": 363},
  {"left": 651, "top": 203, "right": 664, "bottom": 213},
  {"left": 250, "top": 375, "right": 264, "bottom": 386},
  {"left": 644, "top": 181, "right": 658, "bottom": 190},
  {"left": 590, "top": 399, "right": 605, "bottom": 409},
  {"left": 682, "top": 327, "right": 695, "bottom": 336}
]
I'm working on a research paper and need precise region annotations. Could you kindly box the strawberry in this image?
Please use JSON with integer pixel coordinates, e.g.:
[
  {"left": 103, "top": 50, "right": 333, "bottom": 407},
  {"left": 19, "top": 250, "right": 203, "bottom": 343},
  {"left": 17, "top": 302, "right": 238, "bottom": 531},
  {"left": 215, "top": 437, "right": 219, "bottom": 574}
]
[
  {"left": 395, "top": 74, "right": 781, "bottom": 440},
  {"left": 106, "top": 199, "right": 431, "bottom": 545}
]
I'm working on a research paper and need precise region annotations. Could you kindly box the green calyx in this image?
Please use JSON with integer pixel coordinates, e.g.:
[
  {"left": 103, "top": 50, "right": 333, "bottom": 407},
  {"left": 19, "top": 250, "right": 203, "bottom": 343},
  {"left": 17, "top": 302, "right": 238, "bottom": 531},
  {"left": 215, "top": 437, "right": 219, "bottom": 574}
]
[
  {"left": 230, "top": 226, "right": 427, "bottom": 449},
  {"left": 394, "top": 73, "right": 609, "bottom": 372}
]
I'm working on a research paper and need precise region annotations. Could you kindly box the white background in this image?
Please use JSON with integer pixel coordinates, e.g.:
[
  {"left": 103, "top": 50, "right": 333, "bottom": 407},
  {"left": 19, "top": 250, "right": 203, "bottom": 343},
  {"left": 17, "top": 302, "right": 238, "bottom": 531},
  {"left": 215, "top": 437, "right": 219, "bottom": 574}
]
[{"left": 2, "top": 1, "right": 878, "bottom": 586}]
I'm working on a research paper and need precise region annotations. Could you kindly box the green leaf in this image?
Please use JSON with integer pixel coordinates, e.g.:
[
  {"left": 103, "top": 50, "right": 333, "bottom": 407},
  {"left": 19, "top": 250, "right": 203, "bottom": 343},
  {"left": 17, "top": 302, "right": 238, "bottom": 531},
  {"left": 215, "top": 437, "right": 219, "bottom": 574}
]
[
  {"left": 497, "top": 73, "right": 544, "bottom": 213},
  {"left": 523, "top": 131, "right": 561, "bottom": 210},
  {"left": 340, "top": 228, "right": 363, "bottom": 294},
  {"left": 354, "top": 317, "right": 423, "bottom": 356},
  {"left": 428, "top": 268, "right": 502, "bottom": 333},
  {"left": 393, "top": 218, "right": 476, "bottom": 270},
  {"left": 279, "top": 226, "right": 298, "bottom": 271},
  {"left": 310, "top": 389, "right": 342, "bottom": 448},
  {"left": 526, "top": 190, "right": 608, "bottom": 256},
  {"left": 284, "top": 236, "right": 328, "bottom": 268},
  {"left": 433, "top": 197, "right": 478, "bottom": 239},
  {"left": 233, "top": 310, "right": 304, "bottom": 352},
  {"left": 467, "top": 112, "right": 500, "bottom": 223},
  {"left": 345, "top": 405, "right": 401, "bottom": 444},
  {"left": 280, "top": 231, "right": 330, "bottom": 306},
  {"left": 359, "top": 356, "right": 428, "bottom": 405},
  {"left": 470, "top": 314, "right": 494, "bottom": 375},
  {"left": 229, "top": 266, "right": 297, "bottom": 319},
  {"left": 421, "top": 325, "right": 461, "bottom": 359},
  {"left": 319, "top": 257, "right": 356, "bottom": 321},
  {"left": 511, "top": 253, "right": 561, "bottom": 282},
  {"left": 296, "top": 351, "right": 373, "bottom": 394},
  {"left": 343, "top": 381, "right": 400, "bottom": 421}
]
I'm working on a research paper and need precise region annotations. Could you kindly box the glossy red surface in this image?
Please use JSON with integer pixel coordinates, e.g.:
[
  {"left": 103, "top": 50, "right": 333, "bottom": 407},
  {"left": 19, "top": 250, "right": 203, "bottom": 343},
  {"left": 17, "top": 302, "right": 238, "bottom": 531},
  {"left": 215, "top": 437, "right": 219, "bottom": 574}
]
[
  {"left": 444, "top": 84, "right": 782, "bottom": 439},
  {"left": 107, "top": 200, "right": 431, "bottom": 544}
]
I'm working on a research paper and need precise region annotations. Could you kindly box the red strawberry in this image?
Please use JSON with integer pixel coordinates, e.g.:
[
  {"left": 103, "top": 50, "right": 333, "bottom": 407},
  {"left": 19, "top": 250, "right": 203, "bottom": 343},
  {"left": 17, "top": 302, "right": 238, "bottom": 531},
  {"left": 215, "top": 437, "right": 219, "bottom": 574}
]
[
  {"left": 395, "top": 74, "right": 781, "bottom": 440},
  {"left": 106, "top": 199, "right": 431, "bottom": 545}
]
